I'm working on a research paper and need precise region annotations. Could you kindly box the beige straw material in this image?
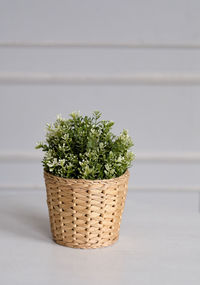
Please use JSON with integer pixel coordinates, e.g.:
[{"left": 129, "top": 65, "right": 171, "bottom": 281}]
[{"left": 44, "top": 170, "right": 130, "bottom": 249}]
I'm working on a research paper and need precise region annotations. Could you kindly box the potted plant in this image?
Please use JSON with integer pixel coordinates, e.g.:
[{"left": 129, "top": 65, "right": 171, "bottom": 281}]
[{"left": 36, "top": 111, "right": 134, "bottom": 248}]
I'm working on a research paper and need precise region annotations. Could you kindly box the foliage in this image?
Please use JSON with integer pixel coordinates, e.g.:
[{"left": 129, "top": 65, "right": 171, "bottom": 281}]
[{"left": 36, "top": 111, "right": 134, "bottom": 179}]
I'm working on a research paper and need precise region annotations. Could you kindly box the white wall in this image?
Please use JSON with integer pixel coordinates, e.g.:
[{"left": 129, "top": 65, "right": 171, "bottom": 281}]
[{"left": 0, "top": 0, "right": 200, "bottom": 191}]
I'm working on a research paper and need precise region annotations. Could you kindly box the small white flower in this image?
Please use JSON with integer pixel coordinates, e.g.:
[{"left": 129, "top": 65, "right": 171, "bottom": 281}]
[{"left": 56, "top": 114, "right": 63, "bottom": 120}]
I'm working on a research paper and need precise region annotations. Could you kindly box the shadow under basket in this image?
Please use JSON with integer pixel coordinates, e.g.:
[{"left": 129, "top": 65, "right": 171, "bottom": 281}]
[{"left": 44, "top": 170, "right": 130, "bottom": 249}]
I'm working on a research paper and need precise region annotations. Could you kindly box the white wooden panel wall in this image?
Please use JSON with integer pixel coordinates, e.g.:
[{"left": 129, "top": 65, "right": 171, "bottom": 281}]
[{"left": 0, "top": 0, "right": 199, "bottom": 191}]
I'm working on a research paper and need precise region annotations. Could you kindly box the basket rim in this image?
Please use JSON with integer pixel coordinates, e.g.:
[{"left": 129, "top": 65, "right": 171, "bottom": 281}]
[{"left": 44, "top": 169, "right": 129, "bottom": 183}]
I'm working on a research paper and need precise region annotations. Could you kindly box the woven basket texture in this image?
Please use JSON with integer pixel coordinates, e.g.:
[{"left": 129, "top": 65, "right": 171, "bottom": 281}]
[{"left": 44, "top": 170, "right": 129, "bottom": 249}]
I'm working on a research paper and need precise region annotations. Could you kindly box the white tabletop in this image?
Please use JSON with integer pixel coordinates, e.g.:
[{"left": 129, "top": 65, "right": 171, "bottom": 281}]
[{"left": 0, "top": 190, "right": 200, "bottom": 285}]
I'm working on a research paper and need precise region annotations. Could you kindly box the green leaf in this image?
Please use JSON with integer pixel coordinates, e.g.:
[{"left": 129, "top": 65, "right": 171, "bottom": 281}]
[{"left": 36, "top": 111, "right": 134, "bottom": 179}]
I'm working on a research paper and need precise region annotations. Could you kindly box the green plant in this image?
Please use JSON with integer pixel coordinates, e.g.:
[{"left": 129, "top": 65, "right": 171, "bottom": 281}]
[{"left": 36, "top": 111, "right": 134, "bottom": 179}]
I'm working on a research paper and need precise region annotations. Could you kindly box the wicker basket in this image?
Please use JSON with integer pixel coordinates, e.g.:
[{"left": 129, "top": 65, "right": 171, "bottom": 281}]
[{"left": 44, "top": 170, "right": 129, "bottom": 249}]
